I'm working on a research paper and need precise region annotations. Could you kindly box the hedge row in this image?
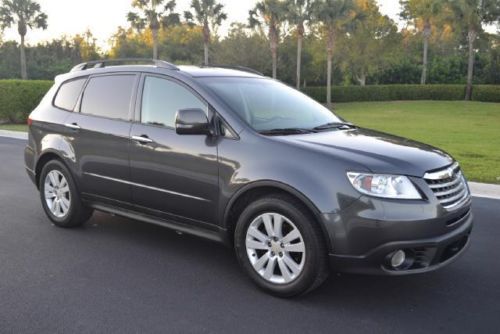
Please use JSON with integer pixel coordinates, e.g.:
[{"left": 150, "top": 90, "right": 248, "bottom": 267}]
[
  {"left": 472, "top": 85, "right": 500, "bottom": 103},
  {"left": 0, "top": 80, "right": 53, "bottom": 123},
  {"left": 0, "top": 81, "right": 499, "bottom": 124},
  {"left": 303, "top": 84, "right": 468, "bottom": 103}
]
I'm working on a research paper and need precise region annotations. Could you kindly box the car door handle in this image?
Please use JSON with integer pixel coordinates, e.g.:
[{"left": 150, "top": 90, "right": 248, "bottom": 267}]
[
  {"left": 64, "top": 123, "right": 81, "bottom": 130},
  {"left": 131, "top": 135, "right": 154, "bottom": 144}
]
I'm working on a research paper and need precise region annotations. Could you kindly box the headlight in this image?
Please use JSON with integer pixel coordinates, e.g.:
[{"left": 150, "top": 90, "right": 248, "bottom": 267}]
[{"left": 347, "top": 172, "right": 422, "bottom": 199}]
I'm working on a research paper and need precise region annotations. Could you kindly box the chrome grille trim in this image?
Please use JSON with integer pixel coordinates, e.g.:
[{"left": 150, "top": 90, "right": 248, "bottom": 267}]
[
  {"left": 424, "top": 163, "right": 470, "bottom": 210},
  {"left": 428, "top": 176, "right": 462, "bottom": 189}
]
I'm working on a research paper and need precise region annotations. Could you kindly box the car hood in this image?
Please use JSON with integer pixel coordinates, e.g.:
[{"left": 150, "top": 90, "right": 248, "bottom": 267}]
[{"left": 279, "top": 128, "right": 454, "bottom": 177}]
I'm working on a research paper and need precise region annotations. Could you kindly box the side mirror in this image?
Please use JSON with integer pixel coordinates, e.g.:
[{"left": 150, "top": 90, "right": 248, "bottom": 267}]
[{"left": 175, "top": 108, "right": 210, "bottom": 135}]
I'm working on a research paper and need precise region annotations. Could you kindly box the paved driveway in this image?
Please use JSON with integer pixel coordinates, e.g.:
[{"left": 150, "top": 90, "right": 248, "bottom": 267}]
[{"left": 1, "top": 137, "right": 499, "bottom": 333}]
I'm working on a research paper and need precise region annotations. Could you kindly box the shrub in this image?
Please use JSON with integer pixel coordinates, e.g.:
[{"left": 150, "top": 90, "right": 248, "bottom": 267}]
[
  {"left": 303, "top": 85, "right": 467, "bottom": 103},
  {"left": 0, "top": 80, "right": 53, "bottom": 123},
  {"left": 472, "top": 85, "right": 500, "bottom": 103}
]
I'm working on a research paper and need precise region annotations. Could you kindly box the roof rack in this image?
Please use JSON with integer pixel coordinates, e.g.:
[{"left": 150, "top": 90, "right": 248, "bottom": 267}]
[
  {"left": 70, "top": 58, "right": 179, "bottom": 72},
  {"left": 202, "top": 64, "right": 264, "bottom": 76}
]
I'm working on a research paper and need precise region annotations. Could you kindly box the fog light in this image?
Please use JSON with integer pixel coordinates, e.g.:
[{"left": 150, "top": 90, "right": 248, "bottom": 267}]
[{"left": 390, "top": 250, "right": 406, "bottom": 268}]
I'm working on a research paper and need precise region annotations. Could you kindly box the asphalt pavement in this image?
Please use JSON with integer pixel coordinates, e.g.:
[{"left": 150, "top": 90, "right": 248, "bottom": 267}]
[{"left": 1, "top": 137, "right": 499, "bottom": 333}]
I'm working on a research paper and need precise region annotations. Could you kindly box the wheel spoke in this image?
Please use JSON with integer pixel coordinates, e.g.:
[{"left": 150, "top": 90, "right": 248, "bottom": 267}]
[
  {"left": 59, "top": 178, "right": 68, "bottom": 189},
  {"left": 282, "top": 254, "right": 301, "bottom": 275},
  {"left": 59, "top": 197, "right": 69, "bottom": 213},
  {"left": 247, "top": 226, "right": 268, "bottom": 242},
  {"left": 281, "top": 228, "right": 301, "bottom": 244},
  {"left": 253, "top": 252, "right": 270, "bottom": 271},
  {"left": 246, "top": 239, "right": 268, "bottom": 250},
  {"left": 45, "top": 190, "right": 56, "bottom": 199},
  {"left": 59, "top": 186, "right": 70, "bottom": 194},
  {"left": 262, "top": 214, "right": 274, "bottom": 237},
  {"left": 272, "top": 214, "right": 283, "bottom": 238},
  {"left": 263, "top": 256, "right": 277, "bottom": 280},
  {"left": 48, "top": 172, "right": 58, "bottom": 187},
  {"left": 284, "top": 242, "right": 305, "bottom": 253},
  {"left": 52, "top": 199, "right": 59, "bottom": 214},
  {"left": 277, "top": 258, "right": 293, "bottom": 282}
]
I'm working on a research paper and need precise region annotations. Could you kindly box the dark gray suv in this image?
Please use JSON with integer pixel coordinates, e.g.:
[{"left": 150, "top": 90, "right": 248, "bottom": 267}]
[{"left": 25, "top": 59, "right": 473, "bottom": 297}]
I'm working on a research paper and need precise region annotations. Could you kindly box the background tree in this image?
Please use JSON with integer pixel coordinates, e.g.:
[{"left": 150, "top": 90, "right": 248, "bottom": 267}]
[
  {"left": 340, "top": 0, "right": 399, "bottom": 85},
  {"left": 315, "top": 0, "right": 354, "bottom": 107},
  {"left": 0, "top": 0, "right": 47, "bottom": 79},
  {"left": 400, "top": 0, "right": 445, "bottom": 84},
  {"left": 449, "top": 0, "right": 500, "bottom": 100},
  {"left": 127, "top": 0, "right": 180, "bottom": 60},
  {"left": 286, "top": 0, "right": 315, "bottom": 89},
  {"left": 249, "top": 0, "right": 288, "bottom": 79},
  {"left": 184, "top": 0, "right": 227, "bottom": 65}
]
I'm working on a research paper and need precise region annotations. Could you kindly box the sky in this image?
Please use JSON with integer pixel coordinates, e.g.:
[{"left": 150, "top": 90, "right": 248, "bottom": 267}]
[{"left": 0, "top": 0, "right": 474, "bottom": 50}]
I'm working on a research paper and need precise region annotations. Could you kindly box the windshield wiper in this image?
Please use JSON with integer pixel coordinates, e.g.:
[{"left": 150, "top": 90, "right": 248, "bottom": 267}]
[
  {"left": 259, "top": 128, "right": 316, "bottom": 136},
  {"left": 313, "top": 122, "right": 356, "bottom": 131}
]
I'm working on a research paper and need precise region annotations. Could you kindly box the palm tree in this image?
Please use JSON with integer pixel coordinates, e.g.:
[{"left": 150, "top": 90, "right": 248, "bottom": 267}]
[
  {"left": 184, "top": 0, "right": 227, "bottom": 65},
  {"left": 315, "top": 0, "right": 354, "bottom": 108},
  {"left": 286, "top": 0, "right": 316, "bottom": 89},
  {"left": 127, "top": 0, "right": 180, "bottom": 60},
  {"left": 449, "top": 0, "right": 500, "bottom": 100},
  {"left": 0, "top": 0, "right": 47, "bottom": 80},
  {"left": 400, "top": 0, "right": 444, "bottom": 85},
  {"left": 249, "top": 0, "right": 288, "bottom": 79}
]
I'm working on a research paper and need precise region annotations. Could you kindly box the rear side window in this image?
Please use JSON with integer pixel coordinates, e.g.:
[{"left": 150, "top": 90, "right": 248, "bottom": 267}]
[
  {"left": 141, "top": 76, "right": 207, "bottom": 128},
  {"left": 54, "top": 78, "right": 86, "bottom": 111},
  {"left": 80, "top": 75, "right": 136, "bottom": 120}
]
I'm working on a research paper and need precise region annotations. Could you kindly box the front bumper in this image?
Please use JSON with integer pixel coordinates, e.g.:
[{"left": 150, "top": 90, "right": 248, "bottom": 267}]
[{"left": 323, "top": 192, "right": 473, "bottom": 275}]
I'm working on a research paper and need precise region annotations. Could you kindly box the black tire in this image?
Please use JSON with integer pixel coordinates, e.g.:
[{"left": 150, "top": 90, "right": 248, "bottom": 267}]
[
  {"left": 39, "top": 160, "right": 93, "bottom": 228},
  {"left": 234, "top": 194, "right": 329, "bottom": 297}
]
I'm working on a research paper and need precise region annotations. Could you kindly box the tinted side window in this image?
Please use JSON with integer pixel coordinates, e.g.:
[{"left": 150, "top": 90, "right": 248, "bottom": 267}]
[
  {"left": 54, "top": 78, "right": 86, "bottom": 111},
  {"left": 141, "top": 76, "right": 207, "bottom": 128},
  {"left": 81, "top": 75, "right": 136, "bottom": 120}
]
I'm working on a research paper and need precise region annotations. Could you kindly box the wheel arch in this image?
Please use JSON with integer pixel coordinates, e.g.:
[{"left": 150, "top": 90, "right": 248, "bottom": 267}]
[
  {"left": 223, "top": 181, "right": 332, "bottom": 251},
  {"left": 35, "top": 151, "right": 69, "bottom": 189}
]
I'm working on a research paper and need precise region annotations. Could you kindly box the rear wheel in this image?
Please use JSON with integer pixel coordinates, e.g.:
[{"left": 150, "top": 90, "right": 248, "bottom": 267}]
[
  {"left": 234, "top": 194, "right": 329, "bottom": 297},
  {"left": 39, "top": 160, "right": 93, "bottom": 228}
]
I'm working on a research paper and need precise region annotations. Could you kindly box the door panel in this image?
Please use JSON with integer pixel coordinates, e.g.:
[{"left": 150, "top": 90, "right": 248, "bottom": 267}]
[
  {"left": 66, "top": 74, "right": 137, "bottom": 204},
  {"left": 129, "top": 125, "right": 219, "bottom": 223},
  {"left": 65, "top": 113, "right": 132, "bottom": 203},
  {"left": 129, "top": 75, "right": 219, "bottom": 224}
]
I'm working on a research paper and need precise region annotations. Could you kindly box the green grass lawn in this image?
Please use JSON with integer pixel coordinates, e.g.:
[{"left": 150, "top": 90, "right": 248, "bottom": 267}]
[
  {"left": 335, "top": 101, "right": 500, "bottom": 184},
  {"left": 0, "top": 124, "right": 28, "bottom": 132}
]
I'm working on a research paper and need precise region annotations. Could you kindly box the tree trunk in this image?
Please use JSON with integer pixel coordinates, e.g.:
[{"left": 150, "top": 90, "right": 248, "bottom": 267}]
[
  {"left": 152, "top": 28, "right": 159, "bottom": 60},
  {"left": 356, "top": 72, "right": 366, "bottom": 86},
  {"left": 326, "top": 28, "right": 335, "bottom": 109},
  {"left": 20, "top": 34, "right": 27, "bottom": 80},
  {"left": 269, "top": 25, "right": 278, "bottom": 79},
  {"left": 421, "top": 22, "right": 431, "bottom": 85},
  {"left": 296, "top": 35, "right": 303, "bottom": 89},
  {"left": 465, "top": 28, "right": 477, "bottom": 101},
  {"left": 203, "top": 23, "right": 210, "bottom": 65},
  {"left": 296, "top": 23, "right": 304, "bottom": 90}
]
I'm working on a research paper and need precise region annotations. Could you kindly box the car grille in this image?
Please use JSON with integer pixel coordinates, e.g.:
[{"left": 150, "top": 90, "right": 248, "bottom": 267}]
[{"left": 424, "top": 162, "right": 470, "bottom": 210}]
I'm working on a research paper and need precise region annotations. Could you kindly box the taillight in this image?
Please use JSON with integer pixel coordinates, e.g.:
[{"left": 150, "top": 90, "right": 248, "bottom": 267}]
[{"left": 27, "top": 117, "right": 33, "bottom": 126}]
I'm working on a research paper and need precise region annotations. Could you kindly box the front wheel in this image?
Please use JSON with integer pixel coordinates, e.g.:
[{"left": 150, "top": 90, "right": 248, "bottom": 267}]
[
  {"left": 39, "top": 160, "right": 93, "bottom": 228},
  {"left": 234, "top": 194, "right": 329, "bottom": 297}
]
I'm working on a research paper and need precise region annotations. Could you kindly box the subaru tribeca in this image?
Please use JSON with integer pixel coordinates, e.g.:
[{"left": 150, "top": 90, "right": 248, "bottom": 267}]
[{"left": 25, "top": 59, "right": 473, "bottom": 297}]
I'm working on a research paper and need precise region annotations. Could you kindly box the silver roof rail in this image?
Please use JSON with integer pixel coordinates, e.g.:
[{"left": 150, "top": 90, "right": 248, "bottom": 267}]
[
  {"left": 201, "top": 64, "right": 264, "bottom": 76},
  {"left": 70, "top": 58, "right": 179, "bottom": 72}
]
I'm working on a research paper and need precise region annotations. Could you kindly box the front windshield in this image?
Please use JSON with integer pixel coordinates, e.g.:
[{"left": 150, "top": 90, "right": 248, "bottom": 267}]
[{"left": 200, "top": 77, "right": 343, "bottom": 132}]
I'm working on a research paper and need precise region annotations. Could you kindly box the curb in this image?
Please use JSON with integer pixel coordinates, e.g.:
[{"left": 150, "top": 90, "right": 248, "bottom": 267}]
[
  {"left": 468, "top": 182, "right": 500, "bottom": 200},
  {"left": 0, "top": 130, "right": 28, "bottom": 140},
  {"left": 1, "top": 130, "right": 499, "bottom": 200}
]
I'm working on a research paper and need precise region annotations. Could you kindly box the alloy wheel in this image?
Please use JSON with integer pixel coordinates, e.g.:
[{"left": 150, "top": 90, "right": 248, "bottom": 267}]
[
  {"left": 44, "top": 170, "right": 71, "bottom": 218},
  {"left": 245, "top": 212, "right": 306, "bottom": 284}
]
